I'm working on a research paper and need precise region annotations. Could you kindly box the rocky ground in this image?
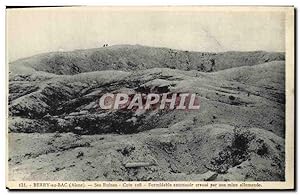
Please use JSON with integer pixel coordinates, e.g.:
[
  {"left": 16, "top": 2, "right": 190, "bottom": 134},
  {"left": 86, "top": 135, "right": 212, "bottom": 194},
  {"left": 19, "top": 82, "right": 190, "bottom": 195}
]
[{"left": 8, "top": 45, "right": 285, "bottom": 181}]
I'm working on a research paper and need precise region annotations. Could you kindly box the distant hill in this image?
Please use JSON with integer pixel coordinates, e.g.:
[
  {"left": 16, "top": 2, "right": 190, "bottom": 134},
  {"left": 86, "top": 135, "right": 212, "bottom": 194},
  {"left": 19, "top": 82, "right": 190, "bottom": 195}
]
[{"left": 9, "top": 45, "right": 285, "bottom": 75}]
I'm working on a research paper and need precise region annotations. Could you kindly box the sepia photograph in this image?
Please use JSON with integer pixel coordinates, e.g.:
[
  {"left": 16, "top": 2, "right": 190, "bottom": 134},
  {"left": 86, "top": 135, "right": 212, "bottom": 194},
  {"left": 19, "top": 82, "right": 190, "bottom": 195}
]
[{"left": 5, "top": 6, "right": 295, "bottom": 190}]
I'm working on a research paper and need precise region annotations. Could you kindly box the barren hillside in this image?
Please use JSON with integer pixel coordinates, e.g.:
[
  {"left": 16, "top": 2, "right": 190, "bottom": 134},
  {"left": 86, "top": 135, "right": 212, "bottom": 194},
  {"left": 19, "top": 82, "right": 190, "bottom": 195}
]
[{"left": 8, "top": 45, "right": 285, "bottom": 181}]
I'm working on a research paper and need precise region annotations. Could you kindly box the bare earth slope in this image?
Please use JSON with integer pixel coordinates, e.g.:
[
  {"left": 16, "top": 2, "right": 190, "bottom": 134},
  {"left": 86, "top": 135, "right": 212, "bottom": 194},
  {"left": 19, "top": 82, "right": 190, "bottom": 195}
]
[{"left": 8, "top": 45, "right": 285, "bottom": 181}]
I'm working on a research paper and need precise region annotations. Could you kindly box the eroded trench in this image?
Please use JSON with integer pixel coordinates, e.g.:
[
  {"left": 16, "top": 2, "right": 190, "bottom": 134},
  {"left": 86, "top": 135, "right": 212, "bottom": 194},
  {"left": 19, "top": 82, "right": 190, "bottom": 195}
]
[{"left": 9, "top": 76, "right": 181, "bottom": 135}]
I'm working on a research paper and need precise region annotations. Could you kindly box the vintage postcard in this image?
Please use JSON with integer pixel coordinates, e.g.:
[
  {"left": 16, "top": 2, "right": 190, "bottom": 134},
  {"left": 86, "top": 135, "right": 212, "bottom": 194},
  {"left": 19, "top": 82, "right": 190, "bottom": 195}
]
[{"left": 6, "top": 6, "right": 295, "bottom": 190}]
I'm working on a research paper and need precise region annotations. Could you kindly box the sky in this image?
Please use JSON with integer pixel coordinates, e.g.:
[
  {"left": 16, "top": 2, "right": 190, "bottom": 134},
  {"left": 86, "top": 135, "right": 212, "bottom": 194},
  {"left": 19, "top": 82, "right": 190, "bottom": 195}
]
[{"left": 6, "top": 7, "right": 286, "bottom": 61}]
